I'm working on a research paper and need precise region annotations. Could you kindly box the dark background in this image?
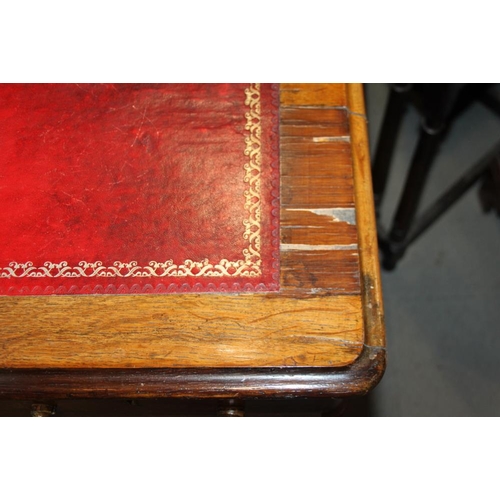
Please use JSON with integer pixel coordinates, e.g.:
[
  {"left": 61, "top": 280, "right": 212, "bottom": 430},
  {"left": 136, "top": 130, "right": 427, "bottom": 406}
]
[{"left": 362, "top": 83, "right": 500, "bottom": 416}]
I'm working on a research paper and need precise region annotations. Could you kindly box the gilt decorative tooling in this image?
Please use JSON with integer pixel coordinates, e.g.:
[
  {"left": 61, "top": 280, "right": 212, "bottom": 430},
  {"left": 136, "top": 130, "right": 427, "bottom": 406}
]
[{"left": 0, "top": 84, "right": 279, "bottom": 295}]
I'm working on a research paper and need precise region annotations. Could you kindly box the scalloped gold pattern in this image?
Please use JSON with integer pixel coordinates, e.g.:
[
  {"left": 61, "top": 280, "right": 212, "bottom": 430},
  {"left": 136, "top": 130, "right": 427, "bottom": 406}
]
[{"left": 1, "top": 84, "right": 263, "bottom": 280}]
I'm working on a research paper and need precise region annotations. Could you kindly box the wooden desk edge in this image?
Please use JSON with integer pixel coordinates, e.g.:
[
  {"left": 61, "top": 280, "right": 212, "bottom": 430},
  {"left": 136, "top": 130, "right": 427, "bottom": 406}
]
[
  {"left": 0, "top": 347, "right": 385, "bottom": 399},
  {"left": 347, "top": 84, "right": 386, "bottom": 350}
]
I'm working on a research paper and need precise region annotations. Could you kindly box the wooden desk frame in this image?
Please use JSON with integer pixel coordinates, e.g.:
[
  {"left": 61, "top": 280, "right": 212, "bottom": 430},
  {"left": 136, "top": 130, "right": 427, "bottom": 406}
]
[{"left": 0, "top": 84, "right": 385, "bottom": 399}]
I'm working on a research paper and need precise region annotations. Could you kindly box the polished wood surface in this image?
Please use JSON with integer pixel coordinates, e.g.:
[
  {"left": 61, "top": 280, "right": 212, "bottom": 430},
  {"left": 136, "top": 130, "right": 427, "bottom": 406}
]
[
  {"left": 0, "top": 84, "right": 385, "bottom": 398},
  {"left": 280, "top": 83, "right": 347, "bottom": 107},
  {"left": 0, "top": 349, "right": 384, "bottom": 399},
  {"left": 0, "top": 295, "right": 362, "bottom": 368},
  {"left": 347, "top": 84, "right": 385, "bottom": 349}
]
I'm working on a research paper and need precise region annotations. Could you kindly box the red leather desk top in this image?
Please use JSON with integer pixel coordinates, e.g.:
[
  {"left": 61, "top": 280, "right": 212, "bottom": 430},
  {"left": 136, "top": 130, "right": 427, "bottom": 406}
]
[{"left": 0, "top": 84, "right": 279, "bottom": 295}]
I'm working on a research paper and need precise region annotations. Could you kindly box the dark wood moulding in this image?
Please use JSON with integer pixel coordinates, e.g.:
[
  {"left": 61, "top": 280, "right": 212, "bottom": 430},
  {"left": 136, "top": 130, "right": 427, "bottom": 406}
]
[{"left": 0, "top": 346, "right": 385, "bottom": 400}]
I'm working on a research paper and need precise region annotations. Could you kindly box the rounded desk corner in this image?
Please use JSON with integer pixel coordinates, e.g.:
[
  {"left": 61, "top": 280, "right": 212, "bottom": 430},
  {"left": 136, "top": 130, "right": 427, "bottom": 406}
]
[{"left": 0, "top": 346, "right": 386, "bottom": 400}]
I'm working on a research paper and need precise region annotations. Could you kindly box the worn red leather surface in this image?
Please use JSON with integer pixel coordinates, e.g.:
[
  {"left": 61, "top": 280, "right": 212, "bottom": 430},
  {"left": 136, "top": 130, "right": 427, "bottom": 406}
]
[{"left": 0, "top": 84, "right": 279, "bottom": 295}]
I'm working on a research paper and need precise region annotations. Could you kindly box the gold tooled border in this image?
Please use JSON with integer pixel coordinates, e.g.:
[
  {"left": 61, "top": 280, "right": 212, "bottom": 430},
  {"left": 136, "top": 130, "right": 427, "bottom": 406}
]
[{"left": 1, "top": 84, "right": 262, "bottom": 280}]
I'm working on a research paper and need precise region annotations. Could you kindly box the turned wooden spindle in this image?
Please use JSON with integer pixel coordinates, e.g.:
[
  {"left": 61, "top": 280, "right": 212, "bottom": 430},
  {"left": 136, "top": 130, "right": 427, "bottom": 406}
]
[
  {"left": 217, "top": 399, "right": 245, "bottom": 417},
  {"left": 31, "top": 403, "right": 57, "bottom": 417}
]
